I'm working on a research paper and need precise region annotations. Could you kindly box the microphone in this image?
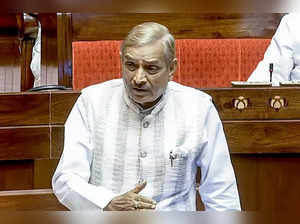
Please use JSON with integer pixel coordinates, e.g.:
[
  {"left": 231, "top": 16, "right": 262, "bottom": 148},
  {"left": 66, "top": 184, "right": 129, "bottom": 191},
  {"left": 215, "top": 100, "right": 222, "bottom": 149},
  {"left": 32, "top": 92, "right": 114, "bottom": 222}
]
[{"left": 269, "top": 63, "right": 273, "bottom": 83}]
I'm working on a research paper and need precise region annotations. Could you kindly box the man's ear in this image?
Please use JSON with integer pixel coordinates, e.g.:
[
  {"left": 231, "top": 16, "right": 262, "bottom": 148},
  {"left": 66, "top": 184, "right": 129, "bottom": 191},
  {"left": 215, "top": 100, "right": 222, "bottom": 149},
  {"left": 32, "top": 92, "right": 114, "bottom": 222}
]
[{"left": 168, "top": 58, "right": 177, "bottom": 81}]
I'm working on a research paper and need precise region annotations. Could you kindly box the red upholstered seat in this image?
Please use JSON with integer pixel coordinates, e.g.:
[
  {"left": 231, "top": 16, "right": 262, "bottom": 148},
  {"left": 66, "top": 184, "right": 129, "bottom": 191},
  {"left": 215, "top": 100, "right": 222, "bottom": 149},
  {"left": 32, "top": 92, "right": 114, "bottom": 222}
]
[
  {"left": 72, "top": 39, "right": 271, "bottom": 90},
  {"left": 176, "top": 39, "right": 240, "bottom": 88},
  {"left": 73, "top": 41, "right": 122, "bottom": 90}
]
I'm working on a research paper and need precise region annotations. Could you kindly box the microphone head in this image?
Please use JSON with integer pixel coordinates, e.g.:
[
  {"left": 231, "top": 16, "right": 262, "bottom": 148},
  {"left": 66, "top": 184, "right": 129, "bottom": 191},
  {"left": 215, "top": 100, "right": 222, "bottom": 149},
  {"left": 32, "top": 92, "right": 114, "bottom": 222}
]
[{"left": 269, "top": 63, "right": 273, "bottom": 72}]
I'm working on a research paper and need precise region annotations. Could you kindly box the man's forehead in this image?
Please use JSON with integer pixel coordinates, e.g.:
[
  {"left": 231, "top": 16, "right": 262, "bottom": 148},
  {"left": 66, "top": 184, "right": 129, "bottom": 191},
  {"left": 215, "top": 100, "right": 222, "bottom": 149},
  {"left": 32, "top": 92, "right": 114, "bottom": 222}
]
[
  {"left": 124, "top": 53, "right": 161, "bottom": 63},
  {"left": 123, "top": 43, "right": 165, "bottom": 62}
]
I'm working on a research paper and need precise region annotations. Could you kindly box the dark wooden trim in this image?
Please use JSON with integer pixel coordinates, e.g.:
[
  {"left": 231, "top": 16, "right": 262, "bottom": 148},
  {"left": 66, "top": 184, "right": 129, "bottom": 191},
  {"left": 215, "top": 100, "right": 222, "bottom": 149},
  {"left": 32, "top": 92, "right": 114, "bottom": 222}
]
[
  {"left": 0, "top": 189, "right": 67, "bottom": 210},
  {"left": 38, "top": 13, "right": 58, "bottom": 86},
  {"left": 20, "top": 39, "right": 35, "bottom": 91},
  {"left": 57, "top": 13, "right": 73, "bottom": 88},
  {"left": 0, "top": 14, "right": 19, "bottom": 37},
  {"left": 72, "top": 13, "right": 284, "bottom": 41},
  {"left": 15, "top": 13, "right": 24, "bottom": 41}
]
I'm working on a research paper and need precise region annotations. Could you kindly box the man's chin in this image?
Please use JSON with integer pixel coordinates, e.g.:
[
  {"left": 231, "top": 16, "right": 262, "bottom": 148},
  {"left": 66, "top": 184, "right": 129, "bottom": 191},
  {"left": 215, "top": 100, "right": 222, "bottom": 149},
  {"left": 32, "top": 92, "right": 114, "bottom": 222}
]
[
  {"left": 131, "top": 94, "right": 163, "bottom": 109},
  {"left": 130, "top": 96, "right": 152, "bottom": 105},
  {"left": 131, "top": 97, "right": 148, "bottom": 105}
]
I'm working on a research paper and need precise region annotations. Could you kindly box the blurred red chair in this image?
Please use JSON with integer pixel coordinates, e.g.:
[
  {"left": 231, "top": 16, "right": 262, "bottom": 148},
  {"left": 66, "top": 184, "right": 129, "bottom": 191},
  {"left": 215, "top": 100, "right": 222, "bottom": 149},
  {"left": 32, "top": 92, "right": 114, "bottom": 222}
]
[{"left": 72, "top": 39, "right": 271, "bottom": 90}]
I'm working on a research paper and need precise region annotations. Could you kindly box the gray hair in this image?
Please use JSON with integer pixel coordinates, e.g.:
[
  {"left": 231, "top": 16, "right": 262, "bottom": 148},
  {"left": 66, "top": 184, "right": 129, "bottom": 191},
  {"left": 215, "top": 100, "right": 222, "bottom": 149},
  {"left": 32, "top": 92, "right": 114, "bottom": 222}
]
[{"left": 121, "top": 22, "right": 176, "bottom": 64}]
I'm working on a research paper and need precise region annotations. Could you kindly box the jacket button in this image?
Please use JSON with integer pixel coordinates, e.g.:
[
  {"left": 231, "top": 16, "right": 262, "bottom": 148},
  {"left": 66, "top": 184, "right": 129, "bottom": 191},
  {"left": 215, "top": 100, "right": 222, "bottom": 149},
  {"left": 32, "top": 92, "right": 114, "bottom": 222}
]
[
  {"left": 140, "top": 151, "right": 147, "bottom": 158},
  {"left": 143, "top": 121, "right": 149, "bottom": 128}
]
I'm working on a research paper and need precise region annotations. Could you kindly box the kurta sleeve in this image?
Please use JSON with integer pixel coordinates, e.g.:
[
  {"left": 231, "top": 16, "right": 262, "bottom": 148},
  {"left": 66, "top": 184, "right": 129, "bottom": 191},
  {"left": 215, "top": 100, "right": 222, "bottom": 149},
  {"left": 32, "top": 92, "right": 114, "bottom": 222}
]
[
  {"left": 52, "top": 94, "right": 117, "bottom": 210},
  {"left": 196, "top": 101, "right": 241, "bottom": 211},
  {"left": 247, "top": 14, "right": 295, "bottom": 84}
]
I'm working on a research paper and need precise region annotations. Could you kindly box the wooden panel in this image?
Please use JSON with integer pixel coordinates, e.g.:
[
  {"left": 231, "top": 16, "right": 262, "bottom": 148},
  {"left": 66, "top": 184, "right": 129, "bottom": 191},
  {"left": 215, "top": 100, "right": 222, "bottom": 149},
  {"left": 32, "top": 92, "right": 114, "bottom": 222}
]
[
  {"left": 0, "top": 14, "right": 37, "bottom": 93},
  {"left": 224, "top": 121, "right": 300, "bottom": 154},
  {"left": 205, "top": 88, "right": 268, "bottom": 120},
  {"left": 231, "top": 155, "right": 300, "bottom": 211},
  {"left": 0, "top": 160, "right": 33, "bottom": 190},
  {"left": 33, "top": 159, "right": 59, "bottom": 189},
  {"left": 20, "top": 39, "right": 35, "bottom": 91},
  {"left": 231, "top": 155, "right": 257, "bottom": 210},
  {"left": 51, "top": 126, "right": 64, "bottom": 159},
  {"left": 0, "top": 126, "right": 50, "bottom": 160},
  {"left": 264, "top": 88, "right": 300, "bottom": 119},
  {"left": 0, "top": 14, "right": 19, "bottom": 37},
  {"left": 0, "top": 39, "right": 21, "bottom": 93},
  {"left": 204, "top": 88, "right": 300, "bottom": 120},
  {"left": 0, "top": 14, "right": 23, "bottom": 93},
  {"left": 0, "top": 189, "right": 67, "bottom": 210},
  {"left": 50, "top": 91, "right": 80, "bottom": 124},
  {"left": 0, "top": 93, "right": 49, "bottom": 126},
  {"left": 57, "top": 13, "right": 73, "bottom": 88},
  {"left": 256, "top": 155, "right": 300, "bottom": 211},
  {"left": 39, "top": 14, "right": 58, "bottom": 86},
  {"left": 72, "top": 13, "right": 284, "bottom": 41}
]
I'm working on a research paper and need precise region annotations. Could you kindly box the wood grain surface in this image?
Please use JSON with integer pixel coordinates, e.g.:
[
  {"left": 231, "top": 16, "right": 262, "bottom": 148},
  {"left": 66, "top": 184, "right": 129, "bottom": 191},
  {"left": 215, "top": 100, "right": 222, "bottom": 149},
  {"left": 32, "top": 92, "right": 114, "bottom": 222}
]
[
  {"left": 0, "top": 189, "right": 67, "bottom": 210},
  {"left": 0, "top": 126, "right": 50, "bottom": 160},
  {"left": 57, "top": 13, "right": 73, "bottom": 88},
  {"left": 50, "top": 91, "right": 80, "bottom": 124},
  {"left": 203, "top": 88, "right": 300, "bottom": 120},
  {"left": 0, "top": 93, "right": 49, "bottom": 126},
  {"left": 0, "top": 160, "right": 33, "bottom": 191},
  {"left": 39, "top": 14, "right": 58, "bottom": 86},
  {"left": 51, "top": 125, "right": 64, "bottom": 159},
  {"left": 33, "top": 159, "right": 59, "bottom": 189},
  {"left": 72, "top": 13, "right": 284, "bottom": 41}
]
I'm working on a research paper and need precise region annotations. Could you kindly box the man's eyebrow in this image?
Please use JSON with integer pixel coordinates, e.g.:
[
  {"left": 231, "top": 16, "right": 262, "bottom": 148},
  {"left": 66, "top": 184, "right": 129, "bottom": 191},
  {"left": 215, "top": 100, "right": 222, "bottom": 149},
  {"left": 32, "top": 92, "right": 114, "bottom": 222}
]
[{"left": 144, "top": 59, "right": 160, "bottom": 64}]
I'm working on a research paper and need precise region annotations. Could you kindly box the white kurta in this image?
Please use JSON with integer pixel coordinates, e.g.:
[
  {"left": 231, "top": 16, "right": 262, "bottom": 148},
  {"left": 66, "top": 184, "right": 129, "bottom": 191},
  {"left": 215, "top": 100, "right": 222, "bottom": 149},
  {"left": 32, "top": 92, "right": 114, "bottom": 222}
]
[
  {"left": 30, "top": 22, "right": 41, "bottom": 87},
  {"left": 248, "top": 13, "right": 300, "bottom": 85},
  {"left": 52, "top": 79, "right": 240, "bottom": 211}
]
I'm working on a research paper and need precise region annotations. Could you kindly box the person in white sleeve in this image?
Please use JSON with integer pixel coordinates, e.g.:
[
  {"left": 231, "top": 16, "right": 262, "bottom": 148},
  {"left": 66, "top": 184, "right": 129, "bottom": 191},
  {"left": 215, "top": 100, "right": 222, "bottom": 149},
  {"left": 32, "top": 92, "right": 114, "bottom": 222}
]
[
  {"left": 52, "top": 22, "right": 241, "bottom": 211},
  {"left": 248, "top": 13, "right": 300, "bottom": 86}
]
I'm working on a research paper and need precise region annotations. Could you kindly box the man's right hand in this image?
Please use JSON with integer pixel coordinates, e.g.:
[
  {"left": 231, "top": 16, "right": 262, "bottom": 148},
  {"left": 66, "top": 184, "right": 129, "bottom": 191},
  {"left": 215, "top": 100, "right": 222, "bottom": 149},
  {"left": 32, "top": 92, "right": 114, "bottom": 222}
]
[{"left": 103, "top": 181, "right": 157, "bottom": 211}]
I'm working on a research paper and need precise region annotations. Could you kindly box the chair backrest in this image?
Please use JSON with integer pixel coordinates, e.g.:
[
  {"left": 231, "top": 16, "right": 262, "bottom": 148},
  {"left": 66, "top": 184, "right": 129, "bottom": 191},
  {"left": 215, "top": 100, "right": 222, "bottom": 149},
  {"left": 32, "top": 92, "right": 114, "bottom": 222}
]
[{"left": 72, "top": 38, "right": 271, "bottom": 90}]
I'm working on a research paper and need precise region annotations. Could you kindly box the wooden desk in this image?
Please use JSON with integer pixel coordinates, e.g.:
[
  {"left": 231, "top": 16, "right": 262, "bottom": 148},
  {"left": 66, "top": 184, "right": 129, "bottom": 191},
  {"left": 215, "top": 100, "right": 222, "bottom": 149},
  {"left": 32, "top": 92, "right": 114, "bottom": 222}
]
[
  {"left": 1, "top": 87, "right": 300, "bottom": 211},
  {"left": 205, "top": 87, "right": 300, "bottom": 211},
  {"left": 0, "top": 91, "right": 80, "bottom": 191}
]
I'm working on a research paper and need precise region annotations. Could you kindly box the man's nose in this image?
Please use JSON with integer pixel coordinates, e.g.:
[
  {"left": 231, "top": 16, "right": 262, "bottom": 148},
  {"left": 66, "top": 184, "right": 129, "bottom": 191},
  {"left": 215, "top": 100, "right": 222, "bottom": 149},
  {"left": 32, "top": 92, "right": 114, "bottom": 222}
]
[{"left": 133, "top": 67, "right": 147, "bottom": 85}]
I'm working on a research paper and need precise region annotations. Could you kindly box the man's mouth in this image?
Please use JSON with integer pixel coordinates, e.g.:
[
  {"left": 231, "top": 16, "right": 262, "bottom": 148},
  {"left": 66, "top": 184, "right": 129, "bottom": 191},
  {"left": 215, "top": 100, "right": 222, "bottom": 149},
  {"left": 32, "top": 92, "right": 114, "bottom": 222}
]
[{"left": 133, "top": 88, "right": 147, "bottom": 92}]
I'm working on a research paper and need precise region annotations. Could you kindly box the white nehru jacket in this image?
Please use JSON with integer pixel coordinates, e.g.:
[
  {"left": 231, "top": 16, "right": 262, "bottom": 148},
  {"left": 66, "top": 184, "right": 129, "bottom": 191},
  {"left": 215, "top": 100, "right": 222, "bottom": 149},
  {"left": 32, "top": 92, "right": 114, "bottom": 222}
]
[
  {"left": 52, "top": 79, "right": 241, "bottom": 211},
  {"left": 248, "top": 13, "right": 300, "bottom": 85}
]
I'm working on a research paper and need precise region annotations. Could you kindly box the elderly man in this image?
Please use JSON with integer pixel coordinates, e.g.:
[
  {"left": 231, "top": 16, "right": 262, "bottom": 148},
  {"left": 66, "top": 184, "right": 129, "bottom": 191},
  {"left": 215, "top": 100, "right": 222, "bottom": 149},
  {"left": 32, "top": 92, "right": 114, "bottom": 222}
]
[
  {"left": 52, "top": 22, "right": 240, "bottom": 211},
  {"left": 248, "top": 13, "right": 300, "bottom": 85}
]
